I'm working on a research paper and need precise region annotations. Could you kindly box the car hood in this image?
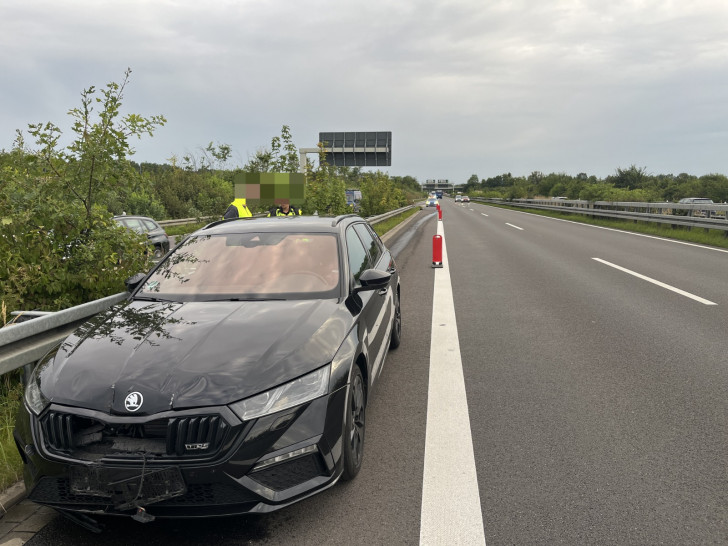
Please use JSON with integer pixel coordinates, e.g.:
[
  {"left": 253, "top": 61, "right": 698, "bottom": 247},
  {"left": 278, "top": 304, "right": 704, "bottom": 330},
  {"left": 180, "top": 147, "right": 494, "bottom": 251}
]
[{"left": 41, "top": 299, "right": 352, "bottom": 415}]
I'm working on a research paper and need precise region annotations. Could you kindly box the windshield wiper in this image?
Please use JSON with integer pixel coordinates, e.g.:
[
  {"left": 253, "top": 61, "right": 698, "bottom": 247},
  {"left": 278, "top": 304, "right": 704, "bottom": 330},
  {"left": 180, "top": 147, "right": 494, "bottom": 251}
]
[
  {"left": 206, "top": 297, "right": 286, "bottom": 302},
  {"left": 133, "top": 295, "right": 174, "bottom": 303}
]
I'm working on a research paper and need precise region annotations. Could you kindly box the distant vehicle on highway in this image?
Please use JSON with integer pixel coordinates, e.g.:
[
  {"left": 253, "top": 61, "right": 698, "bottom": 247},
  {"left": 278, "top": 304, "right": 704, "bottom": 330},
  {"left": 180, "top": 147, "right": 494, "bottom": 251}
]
[
  {"left": 675, "top": 197, "right": 715, "bottom": 217},
  {"left": 461, "top": 196, "right": 470, "bottom": 203},
  {"left": 426, "top": 198, "right": 439, "bottom": 207},
  {"left": 345, "top": 189, "right": 362, "bottom": 212},
  {"left": 455, "top": 195, "right": 462, "bottom": 203}
]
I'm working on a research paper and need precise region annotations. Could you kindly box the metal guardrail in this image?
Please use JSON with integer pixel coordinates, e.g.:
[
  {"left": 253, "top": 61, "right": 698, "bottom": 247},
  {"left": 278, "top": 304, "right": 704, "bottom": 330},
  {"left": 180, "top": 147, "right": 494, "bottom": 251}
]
[
  {"left": 474, "top": 198, "right": 728, "bottom": 232},
  {"left": 0, "top": 293, "right": 128, "bottom": 376},
  {"left": 1, "top": 205, "right": 418, "bottom": 376},
  {"left": 158, "top": 216, "right": 216, "bottom": 227}
]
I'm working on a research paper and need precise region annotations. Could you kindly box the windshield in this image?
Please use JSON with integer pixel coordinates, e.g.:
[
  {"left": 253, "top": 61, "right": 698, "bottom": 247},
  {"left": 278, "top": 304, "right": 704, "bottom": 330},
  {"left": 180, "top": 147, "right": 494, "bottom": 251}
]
[{"left": 137, "top": 232, "right": 341, "bottom": 301}]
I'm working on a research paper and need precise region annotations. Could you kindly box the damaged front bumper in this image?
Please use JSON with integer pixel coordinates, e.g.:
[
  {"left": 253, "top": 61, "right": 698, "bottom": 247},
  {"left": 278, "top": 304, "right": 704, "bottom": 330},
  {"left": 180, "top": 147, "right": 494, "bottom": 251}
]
[{"left": 14, "top": 386, "right": 348, "bottom": 518}]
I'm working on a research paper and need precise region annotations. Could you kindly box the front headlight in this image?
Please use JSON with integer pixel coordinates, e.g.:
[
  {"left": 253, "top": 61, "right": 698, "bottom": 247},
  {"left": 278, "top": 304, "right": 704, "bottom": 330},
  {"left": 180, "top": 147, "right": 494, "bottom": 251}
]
[
  {"left": 25, "top": 357, "right": 53, "bottom": 415},
  {"left": 229, "top": 365, "right": 330, "bottom": 422}
]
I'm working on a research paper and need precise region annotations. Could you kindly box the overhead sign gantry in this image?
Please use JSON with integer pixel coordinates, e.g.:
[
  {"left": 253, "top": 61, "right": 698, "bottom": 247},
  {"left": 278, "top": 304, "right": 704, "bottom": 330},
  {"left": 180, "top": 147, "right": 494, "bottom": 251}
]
[{"left": 299, "top": 131, "right": 392, "bottom": 171}]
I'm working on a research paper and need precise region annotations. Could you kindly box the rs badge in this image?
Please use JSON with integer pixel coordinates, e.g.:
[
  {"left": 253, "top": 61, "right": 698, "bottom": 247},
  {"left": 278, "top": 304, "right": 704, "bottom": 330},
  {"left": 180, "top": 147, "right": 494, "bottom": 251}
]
[{"left": 185, "top": 443, "right": 210, "bottom": 451}]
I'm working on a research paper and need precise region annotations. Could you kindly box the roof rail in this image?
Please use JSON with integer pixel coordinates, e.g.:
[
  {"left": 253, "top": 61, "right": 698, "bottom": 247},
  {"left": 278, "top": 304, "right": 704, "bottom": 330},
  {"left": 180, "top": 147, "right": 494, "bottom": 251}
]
[
  {"left": 331, "top": 214, "right": 360, "bottom": 227},
  {"left": 201, "top": 217, "right": 238, "bottom": 230}
]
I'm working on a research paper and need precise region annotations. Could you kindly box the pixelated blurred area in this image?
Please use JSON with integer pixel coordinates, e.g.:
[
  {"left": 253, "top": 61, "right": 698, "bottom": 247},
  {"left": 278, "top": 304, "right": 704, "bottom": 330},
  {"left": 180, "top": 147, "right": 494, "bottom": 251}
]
[{"left": 234, "top": 173, "right": 305, "bottom": 208}]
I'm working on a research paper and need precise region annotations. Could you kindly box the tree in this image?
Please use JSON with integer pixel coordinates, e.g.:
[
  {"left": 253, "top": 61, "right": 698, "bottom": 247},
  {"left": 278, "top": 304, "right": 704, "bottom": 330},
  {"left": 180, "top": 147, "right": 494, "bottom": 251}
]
[
  {"left": 483, "top": 173, "right": 514, "bottom": 188},
  {"left": 391, "top": 175, "right": 421, "bottom": 193},
  {"left": 359, "top": 171, "right": 406, "bottom": 217},
  {"left": 303, "top": 145, "right": 349, "bottom": 215},
  {"left": 182, "top": 142, "right": 233, "bottom": 172},
  {"left": 154, "top": 167, "right": 231, "bottom": 218},
  {"left": 610, "top": 165, "right": 649, "bottom": 190},
  {"left": 0, "top": 69, "right": 166, "bottom": 312},
  {"left": 27, "top": 68, "right": 166, "bottom": 224},
  {"left": 243, "top": 125, "right": 299, "bottom": 174}
]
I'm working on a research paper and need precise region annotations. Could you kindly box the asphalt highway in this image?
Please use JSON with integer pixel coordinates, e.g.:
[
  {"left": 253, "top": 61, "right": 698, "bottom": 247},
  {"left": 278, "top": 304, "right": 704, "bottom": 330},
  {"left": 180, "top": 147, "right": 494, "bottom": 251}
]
[{"left": 22, "top": 200, "right": 728, "bottom": 544}]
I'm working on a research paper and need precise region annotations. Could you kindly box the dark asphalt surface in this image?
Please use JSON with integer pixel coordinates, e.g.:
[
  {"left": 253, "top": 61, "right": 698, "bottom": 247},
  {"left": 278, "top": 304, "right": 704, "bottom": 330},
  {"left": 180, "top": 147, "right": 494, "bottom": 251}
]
[
  {"left": 445, "top": 201, "right": 728, "bottom": 544},
  {"left": 22, "top": 201, "right": 728, "bottom": 544}
]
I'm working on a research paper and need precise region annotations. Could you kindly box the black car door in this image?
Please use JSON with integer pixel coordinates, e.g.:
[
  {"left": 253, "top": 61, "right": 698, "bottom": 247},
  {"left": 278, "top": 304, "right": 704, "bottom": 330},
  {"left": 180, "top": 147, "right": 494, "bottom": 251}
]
[{"left": 345, "top": 224, "right": 393, "bottom": 382}]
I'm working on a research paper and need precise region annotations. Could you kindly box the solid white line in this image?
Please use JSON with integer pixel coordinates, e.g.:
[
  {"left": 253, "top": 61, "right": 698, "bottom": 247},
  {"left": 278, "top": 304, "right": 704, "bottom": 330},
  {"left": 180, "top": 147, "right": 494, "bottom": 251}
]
[
  {"left": 592, "top": 258, "right": 718, "bottom": 305},
  {"left": 505, "top": 223, "right": 523, "bottom": 231},
  {"left": 420, "top": 221, "right": 486, "bottom": 545}
]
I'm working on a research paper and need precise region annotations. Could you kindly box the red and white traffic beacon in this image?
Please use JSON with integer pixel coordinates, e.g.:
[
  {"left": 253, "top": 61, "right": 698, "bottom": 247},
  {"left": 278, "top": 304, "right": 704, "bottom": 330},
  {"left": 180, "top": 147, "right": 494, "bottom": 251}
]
[{"left": 432, "top": 235, "right": 443, "bottom": 268}]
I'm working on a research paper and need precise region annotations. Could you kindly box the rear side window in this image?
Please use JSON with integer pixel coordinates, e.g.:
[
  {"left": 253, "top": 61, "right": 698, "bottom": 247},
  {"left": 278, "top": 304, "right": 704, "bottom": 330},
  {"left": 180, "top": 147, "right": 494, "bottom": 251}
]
[
  {"left": 141, "top": 219, "right": 158, "bottom": 232},
  {"left": 353, "top": 223, "right": 382, "bottom": 267},
  {"left": 121, "top": 218, "right": 145, "bottom": 234}
]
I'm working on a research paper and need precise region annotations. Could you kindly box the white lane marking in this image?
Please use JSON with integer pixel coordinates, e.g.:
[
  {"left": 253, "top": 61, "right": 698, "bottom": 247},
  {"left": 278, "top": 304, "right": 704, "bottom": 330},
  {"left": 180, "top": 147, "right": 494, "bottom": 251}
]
[
  {"left": 592, "top": 258, "right": 718, "bottom": 305},
  {"left": 511, "top": 209, "right": 728, "bottom": 254},
  {"left": 420, "top": 221, "right": 486, "bottom": 545},
  {"left": 481, "top": 213, "right": 489, "bottom": 217},
  {"left": 505, "top": 223, "right": 523, "bottom": 231}
]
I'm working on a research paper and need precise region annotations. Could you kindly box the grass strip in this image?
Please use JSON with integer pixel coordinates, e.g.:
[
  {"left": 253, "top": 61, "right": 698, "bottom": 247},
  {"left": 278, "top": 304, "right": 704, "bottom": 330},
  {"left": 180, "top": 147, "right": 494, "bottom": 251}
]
[
  {"left": 372, "top": 207, "right": 420, "bottom": 237},
  {"left": 0, "top": 373, "right": 23, "bottom": 491}
]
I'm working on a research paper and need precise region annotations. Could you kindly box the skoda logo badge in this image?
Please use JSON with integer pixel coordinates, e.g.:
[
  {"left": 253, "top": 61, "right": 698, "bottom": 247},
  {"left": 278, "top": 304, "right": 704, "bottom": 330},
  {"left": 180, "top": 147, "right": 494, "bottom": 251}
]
[{"left": 124, "top": 392, "right": 143, "bottom": 412}]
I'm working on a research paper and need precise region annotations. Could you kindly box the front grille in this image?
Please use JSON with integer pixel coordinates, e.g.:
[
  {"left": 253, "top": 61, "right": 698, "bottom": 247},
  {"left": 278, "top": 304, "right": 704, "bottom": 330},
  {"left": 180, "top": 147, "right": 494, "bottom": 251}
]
[
  {"left": 249, "top": 453, "right": 327, "bottom": 491},
  {"left": 167, "top": 415, "right": 227, "bottom": 456},
  {"left": 39, "top": 411, "right": 229, "bottom": 460},
  {"left": 42, "top": 412, "right": 74, "bottom": 451}
]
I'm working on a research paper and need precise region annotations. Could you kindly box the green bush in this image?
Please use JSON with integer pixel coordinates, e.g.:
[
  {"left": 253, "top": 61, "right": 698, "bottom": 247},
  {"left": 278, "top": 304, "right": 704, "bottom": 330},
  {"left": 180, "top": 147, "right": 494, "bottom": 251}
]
[{"left": 0, "top": 201, "right": 151, "bottom": 313}]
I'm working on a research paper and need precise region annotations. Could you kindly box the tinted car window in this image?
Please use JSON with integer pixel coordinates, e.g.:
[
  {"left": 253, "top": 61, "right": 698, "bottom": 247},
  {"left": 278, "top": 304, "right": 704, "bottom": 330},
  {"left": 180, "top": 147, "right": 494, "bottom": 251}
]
[
  {"left": 140, "top": 232, "right": 340, "bottom": 300},
  {"left": 121, "top": 218, "right": 145, "bottom": 233},
  {"left": 346, "top": 227, "right": 369, "bottom": 284},
  {"left": 353, "top": 223, "right": 382, "bottom": 267}
]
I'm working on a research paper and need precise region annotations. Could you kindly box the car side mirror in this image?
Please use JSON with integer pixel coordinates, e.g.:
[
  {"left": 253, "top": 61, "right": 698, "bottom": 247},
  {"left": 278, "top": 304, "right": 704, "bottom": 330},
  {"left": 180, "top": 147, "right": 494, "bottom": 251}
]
[
  {"left": 125, "top": 272, "right": 147, "bottom": 293},
  {"left": 353, "top": 269, "right": 391, "bottom": 293}
]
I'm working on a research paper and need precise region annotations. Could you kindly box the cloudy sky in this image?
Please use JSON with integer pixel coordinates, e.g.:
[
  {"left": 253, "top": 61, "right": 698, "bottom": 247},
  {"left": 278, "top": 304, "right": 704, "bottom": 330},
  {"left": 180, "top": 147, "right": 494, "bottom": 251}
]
[{"left": 2, "top": 0, "right": 727, "bottom": 184}]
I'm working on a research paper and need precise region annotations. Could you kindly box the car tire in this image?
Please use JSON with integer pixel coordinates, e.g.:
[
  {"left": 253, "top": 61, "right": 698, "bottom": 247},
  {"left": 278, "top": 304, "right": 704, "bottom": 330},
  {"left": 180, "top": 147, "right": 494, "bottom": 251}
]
[
  {"left": 341, "top": 366, "right": 366, "bottom": 481},
  {"left": 153, "top": 246, "right": 164, "bottom": 259},
  {"left": 389, "top": 289, "right": 401, "bottom": 349}
]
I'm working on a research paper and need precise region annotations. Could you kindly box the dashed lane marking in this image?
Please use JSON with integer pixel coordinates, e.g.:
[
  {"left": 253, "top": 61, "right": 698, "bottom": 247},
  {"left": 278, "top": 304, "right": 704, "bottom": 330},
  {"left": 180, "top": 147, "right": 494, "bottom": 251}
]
[{"left": 592, "top": 257, "right": 717, "bottom": 305}]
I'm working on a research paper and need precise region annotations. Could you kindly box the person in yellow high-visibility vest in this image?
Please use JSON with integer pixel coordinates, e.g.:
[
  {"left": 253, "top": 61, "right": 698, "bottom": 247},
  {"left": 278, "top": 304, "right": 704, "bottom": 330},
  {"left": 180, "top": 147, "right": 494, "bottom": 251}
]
[
  {"left": 267, "top": 202, "right": 301, "bottom": 217},
  {"left": 223, "top": 198, "right": 253, "bottom": 219}
]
